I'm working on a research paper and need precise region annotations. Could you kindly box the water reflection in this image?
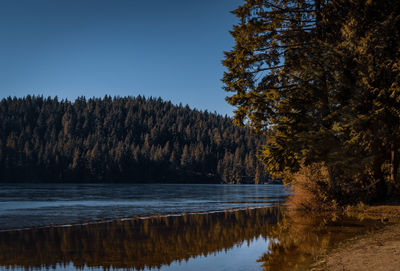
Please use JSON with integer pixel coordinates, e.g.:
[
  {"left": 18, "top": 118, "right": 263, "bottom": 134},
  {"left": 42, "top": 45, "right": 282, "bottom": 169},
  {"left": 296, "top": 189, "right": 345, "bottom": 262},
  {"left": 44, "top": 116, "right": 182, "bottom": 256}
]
[
  {"left": 0, "top": 208, "right": 382, "bottom": 271},
  {"left": 0, "top": 208, "right": 279, "bottom": 270},
  {"left": 259, "top": 209, "right": 383, "bottom": 271},
  {"left": 0, "top": 183, "right": 289, "bottom": 229}
]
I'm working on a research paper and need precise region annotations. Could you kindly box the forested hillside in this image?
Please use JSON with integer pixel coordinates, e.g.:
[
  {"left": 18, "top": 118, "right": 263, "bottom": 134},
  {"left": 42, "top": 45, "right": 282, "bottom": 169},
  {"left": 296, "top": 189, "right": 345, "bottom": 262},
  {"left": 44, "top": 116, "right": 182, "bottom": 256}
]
[{"left": 0, "top": 96, "right": 269, "bottom": 183}]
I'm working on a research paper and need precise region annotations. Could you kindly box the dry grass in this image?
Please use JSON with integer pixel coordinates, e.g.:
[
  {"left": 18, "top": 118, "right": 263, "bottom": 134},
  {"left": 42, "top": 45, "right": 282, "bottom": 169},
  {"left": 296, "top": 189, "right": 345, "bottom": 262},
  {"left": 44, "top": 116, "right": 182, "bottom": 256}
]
[
  {"left": 286, "top": 163, "right": 338, "bottom": 212},
  {"left": 345, "top": 203, "right": 400, "bottom": 222}
]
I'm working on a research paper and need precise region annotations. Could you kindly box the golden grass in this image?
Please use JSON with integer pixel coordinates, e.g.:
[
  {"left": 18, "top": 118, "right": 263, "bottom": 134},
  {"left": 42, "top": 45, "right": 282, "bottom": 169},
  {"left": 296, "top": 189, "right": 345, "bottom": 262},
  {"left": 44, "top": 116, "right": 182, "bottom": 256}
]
[{"left": 345, "top": 203, "right": 400, "bottom": 222}]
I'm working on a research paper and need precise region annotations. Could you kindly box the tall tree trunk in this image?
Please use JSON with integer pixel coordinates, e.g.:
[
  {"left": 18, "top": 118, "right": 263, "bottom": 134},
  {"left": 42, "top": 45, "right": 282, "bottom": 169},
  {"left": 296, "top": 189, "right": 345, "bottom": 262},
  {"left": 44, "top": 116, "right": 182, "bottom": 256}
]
[
  {"left": 389, "top": 144, "right": 398, "bottom": 197},
  {"left": 390, "top": 145, "right": 398, "bottom": 183},
  {"left": 327, "top": 165, "right": 339, "bottom": 199},
  {"left": 374, "top": 158, "right": 387, "bottom": 202}
]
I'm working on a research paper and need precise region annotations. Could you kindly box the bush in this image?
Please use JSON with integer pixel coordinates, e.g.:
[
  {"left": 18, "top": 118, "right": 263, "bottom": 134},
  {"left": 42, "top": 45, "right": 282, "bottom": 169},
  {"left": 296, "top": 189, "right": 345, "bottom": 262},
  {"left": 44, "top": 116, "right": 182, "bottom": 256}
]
[{"left": 286, "top": 163, "right": 338, "bottom": 212}]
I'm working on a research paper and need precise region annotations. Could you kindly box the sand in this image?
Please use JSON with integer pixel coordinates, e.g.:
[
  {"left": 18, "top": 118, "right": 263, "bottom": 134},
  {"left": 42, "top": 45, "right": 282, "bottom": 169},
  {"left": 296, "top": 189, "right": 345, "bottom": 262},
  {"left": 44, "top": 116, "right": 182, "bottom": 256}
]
[{"left": 311, "top": 206, "right": 400, "bottom": 271}]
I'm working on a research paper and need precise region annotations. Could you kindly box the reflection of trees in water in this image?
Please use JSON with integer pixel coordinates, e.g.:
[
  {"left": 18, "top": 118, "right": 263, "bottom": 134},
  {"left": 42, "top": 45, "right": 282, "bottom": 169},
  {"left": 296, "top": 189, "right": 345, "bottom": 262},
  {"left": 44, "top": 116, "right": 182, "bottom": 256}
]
[
  {"left": 259, "top": 209, "right": 383, "bottom": 271},
  {"left": 0, "top": 208, "right": 382, "bottom": 271},
  {"left": 0, "top": 208, "right": 280, "bottom": 270}
]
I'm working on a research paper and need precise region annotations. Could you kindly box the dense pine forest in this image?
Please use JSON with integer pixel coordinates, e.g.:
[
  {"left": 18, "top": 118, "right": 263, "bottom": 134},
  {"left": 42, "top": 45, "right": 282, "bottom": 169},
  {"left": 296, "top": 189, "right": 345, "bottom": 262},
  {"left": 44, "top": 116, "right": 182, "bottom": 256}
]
[{"left": 0, "top": 95, "right": 269, "bottom": 183}]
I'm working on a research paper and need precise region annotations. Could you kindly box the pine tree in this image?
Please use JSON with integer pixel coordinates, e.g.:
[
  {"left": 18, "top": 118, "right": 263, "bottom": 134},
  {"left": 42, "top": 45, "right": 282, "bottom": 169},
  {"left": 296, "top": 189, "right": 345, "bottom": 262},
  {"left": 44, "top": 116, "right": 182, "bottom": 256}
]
[
  {"left": 0, "top": 96, "right": 268, "bottom": 183},
  {"left": 180, "top": 145, "right": 191, "bottom": 168},
  {"left": 223, "top": 0, "right": 400, "bottom": 202}
]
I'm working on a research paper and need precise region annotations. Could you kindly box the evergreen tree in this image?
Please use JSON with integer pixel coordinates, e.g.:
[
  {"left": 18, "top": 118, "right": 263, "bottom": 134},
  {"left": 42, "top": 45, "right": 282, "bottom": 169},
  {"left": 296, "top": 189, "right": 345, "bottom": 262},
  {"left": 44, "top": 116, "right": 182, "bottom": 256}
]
[
  {"left": 0, "top": 96, "right": 269, "bottom": 183},
  {"left": 223, "top": 0, "right": 400, "bottom": 202}
]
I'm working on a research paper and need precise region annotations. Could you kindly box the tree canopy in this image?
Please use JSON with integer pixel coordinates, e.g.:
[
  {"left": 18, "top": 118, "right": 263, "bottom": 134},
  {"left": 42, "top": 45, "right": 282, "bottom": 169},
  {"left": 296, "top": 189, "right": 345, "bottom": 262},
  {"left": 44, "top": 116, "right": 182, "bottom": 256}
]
[
  {"left": 223, "top": 0, "right": 400, "bottom": 204},
  {"left": 0, "top": 95, "right": 269, "bottom": 183}
]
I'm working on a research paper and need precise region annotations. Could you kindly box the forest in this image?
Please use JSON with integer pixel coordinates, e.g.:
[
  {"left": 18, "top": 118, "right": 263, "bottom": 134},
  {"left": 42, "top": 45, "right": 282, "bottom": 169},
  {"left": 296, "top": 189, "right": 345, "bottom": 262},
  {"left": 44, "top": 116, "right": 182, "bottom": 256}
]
[
  {"left": 0, "top": 95, "right": 269, "bottom": 183},
  {"left": 223, "top": 0, "right": 400, "bottom": 206}
]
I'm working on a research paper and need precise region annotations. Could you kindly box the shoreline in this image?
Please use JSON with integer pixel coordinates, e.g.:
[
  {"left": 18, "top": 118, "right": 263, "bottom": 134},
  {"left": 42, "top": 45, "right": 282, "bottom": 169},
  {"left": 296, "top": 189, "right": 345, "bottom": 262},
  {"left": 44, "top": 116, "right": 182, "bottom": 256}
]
[{"left": 310, "top": 205, "right": 400, "bottom": 271}]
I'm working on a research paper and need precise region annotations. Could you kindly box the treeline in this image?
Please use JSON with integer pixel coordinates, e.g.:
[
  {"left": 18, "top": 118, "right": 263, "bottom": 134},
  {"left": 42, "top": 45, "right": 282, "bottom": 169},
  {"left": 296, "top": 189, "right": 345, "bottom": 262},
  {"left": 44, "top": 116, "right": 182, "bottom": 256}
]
[{"left": 0, "top": 95, "right": 269, "bottom": 183}]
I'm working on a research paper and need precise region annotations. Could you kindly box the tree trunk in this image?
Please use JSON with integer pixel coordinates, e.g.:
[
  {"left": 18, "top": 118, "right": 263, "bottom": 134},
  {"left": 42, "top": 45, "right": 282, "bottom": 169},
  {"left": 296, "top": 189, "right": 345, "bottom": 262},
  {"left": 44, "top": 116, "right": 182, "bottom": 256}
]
[
  {"left": 388, "top": 145, "right": 398, "bottom": 198},
  {"left": 327, "top": 165, "right": 339, "bottom": 198},
  {"left": 374, "top": 159, "right": 387, "bottom": 202}
]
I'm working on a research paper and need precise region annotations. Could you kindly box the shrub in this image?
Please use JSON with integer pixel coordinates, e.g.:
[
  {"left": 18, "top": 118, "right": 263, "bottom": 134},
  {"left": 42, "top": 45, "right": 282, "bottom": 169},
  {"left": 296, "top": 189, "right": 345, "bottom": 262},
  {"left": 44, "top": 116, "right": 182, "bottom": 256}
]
[{"left": 286, "top": 163, "right": 338, "bottom": 212}]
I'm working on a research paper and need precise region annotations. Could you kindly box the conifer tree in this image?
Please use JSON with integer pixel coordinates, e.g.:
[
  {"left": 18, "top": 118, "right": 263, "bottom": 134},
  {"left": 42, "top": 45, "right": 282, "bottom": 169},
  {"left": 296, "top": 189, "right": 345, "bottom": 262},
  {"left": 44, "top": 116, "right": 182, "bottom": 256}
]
[
  {"left": 223, "top": 0, "right": 400, "bottom": 202},
  {"left": 0, "top": 96, "right": 268, "bottom": 183},
  {"left": 223, "top": 0, "right": 336, "bottom": 178}
]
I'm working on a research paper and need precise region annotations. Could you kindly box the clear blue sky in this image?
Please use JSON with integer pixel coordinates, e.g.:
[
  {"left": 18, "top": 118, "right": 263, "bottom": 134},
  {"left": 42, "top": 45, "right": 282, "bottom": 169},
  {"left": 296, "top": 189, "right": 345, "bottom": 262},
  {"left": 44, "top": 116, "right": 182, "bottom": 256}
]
[{"left": 0, "top": 0, "right": 243, "bottom": 116}]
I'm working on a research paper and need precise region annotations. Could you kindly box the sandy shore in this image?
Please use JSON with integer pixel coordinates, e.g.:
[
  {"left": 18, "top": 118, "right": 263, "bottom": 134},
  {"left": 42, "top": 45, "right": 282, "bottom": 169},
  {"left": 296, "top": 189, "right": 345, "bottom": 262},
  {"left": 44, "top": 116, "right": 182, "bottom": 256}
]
[{"left": 311, "top": 206, "right": 400, "bottom": 271}]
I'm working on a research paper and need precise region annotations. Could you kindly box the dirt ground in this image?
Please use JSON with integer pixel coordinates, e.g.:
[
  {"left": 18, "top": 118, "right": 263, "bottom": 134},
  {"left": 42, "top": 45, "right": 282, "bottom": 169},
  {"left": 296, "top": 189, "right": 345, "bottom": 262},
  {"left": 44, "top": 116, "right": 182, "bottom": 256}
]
[{"left": 311, "top": 206, "right": 400, "bottom": 271}]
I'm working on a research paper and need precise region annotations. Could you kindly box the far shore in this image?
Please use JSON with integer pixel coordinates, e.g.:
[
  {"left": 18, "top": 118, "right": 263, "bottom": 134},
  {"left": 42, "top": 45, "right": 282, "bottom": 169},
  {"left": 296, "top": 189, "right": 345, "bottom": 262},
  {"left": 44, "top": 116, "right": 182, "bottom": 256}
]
[{"left": 311, "top": 205, "right": 400, "bottom": 271}]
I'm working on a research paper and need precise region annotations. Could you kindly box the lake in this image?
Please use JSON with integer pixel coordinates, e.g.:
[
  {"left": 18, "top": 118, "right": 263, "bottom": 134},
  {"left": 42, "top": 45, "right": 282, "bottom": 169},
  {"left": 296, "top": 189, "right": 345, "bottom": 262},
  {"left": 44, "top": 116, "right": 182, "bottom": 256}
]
[
  {"left": 0, "top": 184, "right": 383, "bottom": 271},
  {"left": 0, "top": 184, "right": 288, "bottom": 229}
]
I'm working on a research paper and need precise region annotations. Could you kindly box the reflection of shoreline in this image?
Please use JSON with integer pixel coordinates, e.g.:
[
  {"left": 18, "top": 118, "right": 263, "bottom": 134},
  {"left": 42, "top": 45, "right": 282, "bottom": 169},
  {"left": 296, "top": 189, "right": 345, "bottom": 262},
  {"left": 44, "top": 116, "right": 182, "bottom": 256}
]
[
  {"left": 0, "top": 205, "right": 281, "bottom": 233},
  {"left": 0, "top": 207, "right": 384, "bottom": 271},
  {"left": 0, "top": 207, "right": 280, "bottom": 270},
  {"left": 259, "top": 209, "right": 384, "bottom": 271},
  {"left": 311, "top": 206, "right": 400, "bottom": 271},
  {"left": 313, "top": 222, "right": 400, "bottom": 271}
]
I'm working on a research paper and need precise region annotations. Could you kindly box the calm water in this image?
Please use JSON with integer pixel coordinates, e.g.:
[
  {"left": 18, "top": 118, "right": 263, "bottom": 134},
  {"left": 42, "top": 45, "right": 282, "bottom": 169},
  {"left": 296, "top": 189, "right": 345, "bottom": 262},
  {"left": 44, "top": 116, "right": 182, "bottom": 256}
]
[
  {"left": 0, "top": 184, "right": 383, "bottom": 271},
  {"left": 0, "top": 184, "right": 288, "bottom": 229}
]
